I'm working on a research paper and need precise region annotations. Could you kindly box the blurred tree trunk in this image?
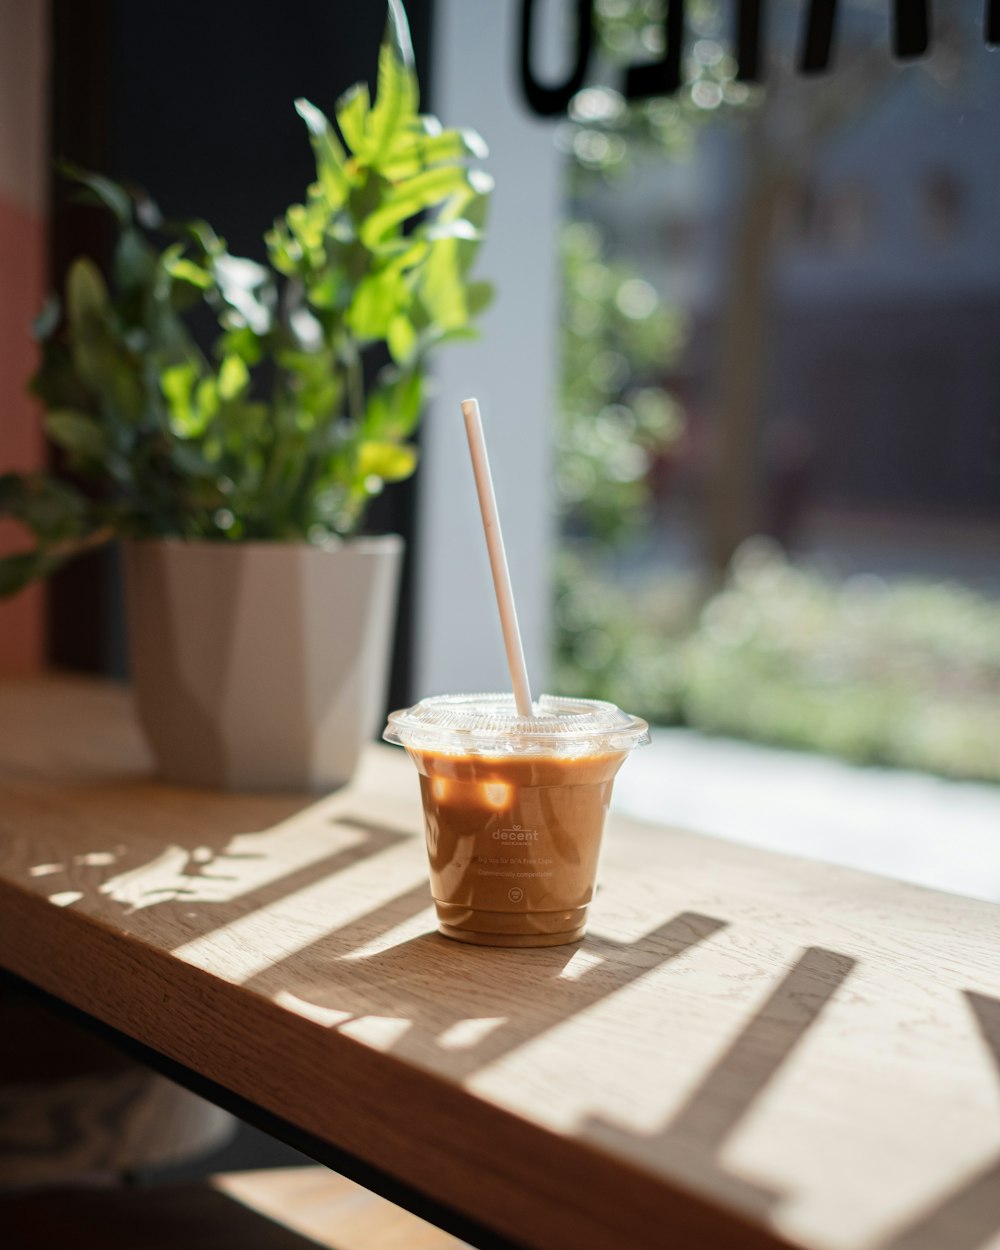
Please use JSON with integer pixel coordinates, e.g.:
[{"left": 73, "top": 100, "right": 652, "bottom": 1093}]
[
  {"left": 703, "top": 115, "right": 787, "bottom": 584},
  {"left": 699, "top": 26, "right": 898, "bottom": 587}
]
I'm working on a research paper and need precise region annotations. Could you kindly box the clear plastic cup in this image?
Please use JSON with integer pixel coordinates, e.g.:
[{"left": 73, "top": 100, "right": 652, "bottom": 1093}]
[{"left": 384, "top": 694, "right": 650, "bottom": 947}]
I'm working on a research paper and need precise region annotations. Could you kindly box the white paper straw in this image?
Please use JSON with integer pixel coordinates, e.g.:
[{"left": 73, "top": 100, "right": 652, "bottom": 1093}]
[{"left": 461, "top": 397, "right": 534, "bottom": 718}]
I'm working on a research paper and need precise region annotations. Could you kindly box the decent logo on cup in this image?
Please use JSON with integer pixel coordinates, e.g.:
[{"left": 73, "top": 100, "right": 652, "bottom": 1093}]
[{"left": 493, "top": 824, "right": 539, "bottom": 842}]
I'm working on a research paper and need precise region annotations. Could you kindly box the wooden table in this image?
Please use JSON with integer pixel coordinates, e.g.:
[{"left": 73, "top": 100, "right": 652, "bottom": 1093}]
[{"left": 1, "top": 677, "right": 998, "bottom": 1250}]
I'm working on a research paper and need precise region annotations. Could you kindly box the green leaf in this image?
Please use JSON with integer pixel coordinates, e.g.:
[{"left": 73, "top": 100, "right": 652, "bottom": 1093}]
[
  {"left": 295, "top": 98, "right": 351, "bottom": 206},
  {"left": 65, "top": 260, "right": 143, "bottom": 416},
  {"left": 336, "top": 83, "right": 371, "bottom": 156},
  {"left": 298, "top": 376, "right": 341, "bottom": 423},
  {"left": 44, "top": 409, "right": 107, "bottom": 460},
  {"left": 195, "top": 376, "right": 220, "bottom": 422},
  {"left": 356, "top": 440, "right": 418, "bottom": 483},
  {"left": 374, "top": 217, "right": 479, "bottom": 267},
  {"left": 287, "top": 202, "right": 325, "bottom": 256},
  {"left": 277, "top": 349, "right": 325, "bottom": 381},
  {"left": 430, "top": 175, "right": 491, "bottom": 269},
  {"left": 60, "top": 163, "right": 132, "bottom": 228},
  {"left": 115, "top": 229, "right": 156, "bottom": 291},
  {"left": 184, "top": 219, "right": 223, "bottom": 256},
  {"left": 165, "top": 256, "right": 214, "bottom": 289},
  {"left": 385, "top": 0, "right": 415, "bottom": 68},
  {"left": 218, "top": 354, "right": 250, "bottom": 401},
  {"left": 387, "top": 313, "right": 416, "bottom": 364},
  {"left": 210, "top": 254, "right": 274, "bottom": 335},
  {"left": 161, "top": 362, "right": 199, "bottom": 435},
  {"left": 66, "top": 257, "right": 110, "bottom": 326},
  {"left": 364, "top": 370, "right": 423, "bottom": 440},
  {"left": 368, "top": 21, "right": 419, "bottom": 167},
  {"left": 360, "top": 165, "right": 481, "bottom": 248},
  {"left": 265, "top": 223, "right": 302, "bottom": 276},
  {"left": 277, "top": 344, "right": 342, "bottom": 427},
  {"left": 304, "top": 268, "right": 347, "bottom": 310},
  {"left": 0, "top": 472, "right": 92, "bottom": 543},
  {"left": 417, "top": 244, "right": 467, "bottom": 330},
  {"left": 277, "top": 348, "right": 334, "bottom": 384},
  {"left": 380, "top": 126, "right": 488, "bottom": 179},
  {"left": 347, "top": 268, "right": 408, "bottom": 340},
  {"left": 224, "top": 401, "right": 270, "bottom": 438},
  {"left": 163, "top": 364, "right": 222, "bottom": 439},
  {"left": 222, "top": 326, "right": 264, "bottom": 365},
  {"left": 417, "top": 194, "right": 493, "bottom": 331}
]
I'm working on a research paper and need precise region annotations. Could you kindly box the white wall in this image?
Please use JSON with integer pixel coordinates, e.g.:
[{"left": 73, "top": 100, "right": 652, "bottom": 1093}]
[{"left": 413, "top": 0, "right": 563, "bottom": 700}]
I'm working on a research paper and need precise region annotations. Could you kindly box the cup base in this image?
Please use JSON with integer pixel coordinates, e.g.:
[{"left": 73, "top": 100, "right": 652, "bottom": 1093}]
[
  {"left": 434, "top": 901, "right": 589, "bottom": 948},
  {"left": 438, "top": 922, "right": 586, "bottom": 948}
]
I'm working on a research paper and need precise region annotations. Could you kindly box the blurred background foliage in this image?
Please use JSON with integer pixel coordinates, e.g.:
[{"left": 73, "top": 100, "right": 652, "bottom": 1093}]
[
  {"left": 558, "top": 0, "right": 753, "bottom": 186},
  {"left": 556, "top": 221, "right": 684, "bottom": 544},
  {"left": 555, "top": 0, "right": 1000, "bottom": 782},
  {"left": 555, "top": 542, "right": 1000, "bottom": 783}
]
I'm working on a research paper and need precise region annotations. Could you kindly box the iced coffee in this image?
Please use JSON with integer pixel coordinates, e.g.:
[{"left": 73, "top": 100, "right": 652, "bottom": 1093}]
[{"left": 384, "top": 694, "right": 649, "bottom": 947}]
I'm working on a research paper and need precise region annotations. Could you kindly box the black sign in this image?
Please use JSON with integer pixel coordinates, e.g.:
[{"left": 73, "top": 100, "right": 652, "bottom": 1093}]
[{"left": 518, "top": 0, "right": 997, "bottom": 118}]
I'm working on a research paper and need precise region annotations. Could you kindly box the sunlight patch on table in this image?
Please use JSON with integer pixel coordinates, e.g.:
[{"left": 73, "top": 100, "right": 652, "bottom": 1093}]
[
  {"left": 468, "top": 930, "right": 812, "bottom": 1137},
  {"left": 98, "top": 822, "right": 369, "bottom": 912},
  {"left": 29, "top": 863, "right": 64, "bottom": 877},
  {"left": 273, "top": 990, "right": 353, "bottom": 1029},
  {"left": 340, "top": 907, "right": 437, "bottom": 961},
  {"left": 438, "top": 1017, "right": 508, "bottom": 1051},
  {"left": 744, "top": 977, "right": 1000, "bottom": 1250},
  {"left": 47, "top": 890, "right": 83, "bottom": 907},
  {"left": 172, "top": 841, "right": 428, "bottom": 983},
  {"left": 340, "top": 1016, "right": 413, "bottom": 1049},
  {"left": 557, "top": 947, "right": 607, "bottom": 981}
]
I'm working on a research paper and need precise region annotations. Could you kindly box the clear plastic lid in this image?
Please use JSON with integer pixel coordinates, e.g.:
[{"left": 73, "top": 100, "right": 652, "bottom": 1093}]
[{"left": 384, "top": 693, "right": 650, "bottom": 757}]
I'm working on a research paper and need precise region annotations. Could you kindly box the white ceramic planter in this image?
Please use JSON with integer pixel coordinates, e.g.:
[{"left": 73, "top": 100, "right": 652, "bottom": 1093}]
[{"left": 122, "top": 537, "right": 403, "bottom": 791}]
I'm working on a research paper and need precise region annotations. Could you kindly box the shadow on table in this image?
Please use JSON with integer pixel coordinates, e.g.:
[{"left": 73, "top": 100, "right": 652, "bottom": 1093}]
[
  {"left": 246, "top": 906, "right": 728, "bottom": 1080},
  {"left": 21, "top": 757, "right": 1000, "bottom": 1250},
  {"left": 581, "top": 945, "right": 855, "bottom": 1220},
  {"left": 15, "top": 781, "right": 418, "bottom": 949},
  {"left": 258, "top": 925, "right": 1000, "bottom": 1249},
  {"left": 575, "top": 972, "right": 1000, "bottom": 1250},
  {"left": 872, "top": 990, "right": 1000, "bottom": 1250},
  {"left": 581, "top": 969, "right": 1000, "bottom": 1250},
  {"left": 247, "top": 910, "right": 868, "bottom": 1230}
]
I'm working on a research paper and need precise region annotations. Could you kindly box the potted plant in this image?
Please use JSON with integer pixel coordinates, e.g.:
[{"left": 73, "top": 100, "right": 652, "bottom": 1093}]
[{"left": 0, "top": 0, "right": 493, "bottom": 790}]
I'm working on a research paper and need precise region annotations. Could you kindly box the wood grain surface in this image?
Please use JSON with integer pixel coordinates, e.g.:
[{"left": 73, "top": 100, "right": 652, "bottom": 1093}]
[{"left": 1, "top": 676, "right": 998, "bottom": 1250}]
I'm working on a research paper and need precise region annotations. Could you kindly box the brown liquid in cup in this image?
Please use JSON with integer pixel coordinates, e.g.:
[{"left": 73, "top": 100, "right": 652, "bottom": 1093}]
[{"left": 408, "top": 748, "right": 627, "bottom": 947}]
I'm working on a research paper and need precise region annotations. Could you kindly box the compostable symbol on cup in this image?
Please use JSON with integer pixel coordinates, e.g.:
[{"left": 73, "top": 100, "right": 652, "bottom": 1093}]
[{"left": 508, "top": 886, "right": 525, "bottom": 903}]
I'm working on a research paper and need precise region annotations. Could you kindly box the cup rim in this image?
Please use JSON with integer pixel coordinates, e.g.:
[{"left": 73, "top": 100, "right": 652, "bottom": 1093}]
[{"left": 384, "top": 692, "right": 650, "bottom": 755}]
